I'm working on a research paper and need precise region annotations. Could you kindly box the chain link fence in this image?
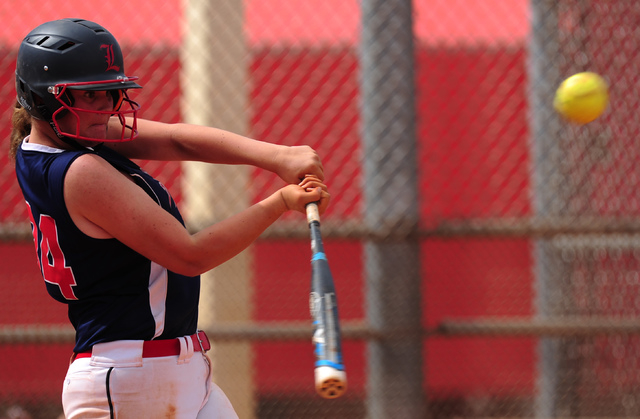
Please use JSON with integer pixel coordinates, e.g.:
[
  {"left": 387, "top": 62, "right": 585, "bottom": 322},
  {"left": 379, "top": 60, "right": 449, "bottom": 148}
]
[{"left": 1, "top": 0, "right": 639, "bottom": 418}]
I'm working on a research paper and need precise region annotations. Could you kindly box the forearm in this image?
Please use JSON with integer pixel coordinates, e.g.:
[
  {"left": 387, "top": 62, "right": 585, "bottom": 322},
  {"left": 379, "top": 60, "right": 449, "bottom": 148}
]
[
  {"left": 170, "top": 123, "right": 285, "bottom": 170},
  {"left": 111, "top": 118, "right": 324, "bottom": 183},
  {"left": 185, "top": 192, "right": 287, "bottom": 274},
  {"left": 183, "top": 178, "right": 325, "bottom": 275},
  {"left": 112, "top": 118, "right": 282, "bottom": 168}
]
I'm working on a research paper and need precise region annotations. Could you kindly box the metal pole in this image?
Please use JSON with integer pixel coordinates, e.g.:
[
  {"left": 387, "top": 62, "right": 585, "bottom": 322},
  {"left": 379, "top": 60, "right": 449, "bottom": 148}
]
[
  {"left": 528, "top": 1, "right": 567, "bottom": 417},
  {"left": 359, "top": 1, "right": 424, "bottom": 417}
]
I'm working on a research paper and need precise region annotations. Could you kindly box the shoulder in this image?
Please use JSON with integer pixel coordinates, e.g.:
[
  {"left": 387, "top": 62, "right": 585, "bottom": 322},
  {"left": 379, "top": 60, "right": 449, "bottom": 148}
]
[
  {"left": 63, "top": 150, "right": 139, "bottom": 237},
  {"left": 16, "top": 144, "right": 92, "bottom": 194},
  {"left": 64, "top": 152, "right": 128, "bottom": 198},
  {"left": 66, "top": 152, "right": 115, "bottom": 177},
  {"left": 63, "top": 153, "right": 120, "bottom": 238}
]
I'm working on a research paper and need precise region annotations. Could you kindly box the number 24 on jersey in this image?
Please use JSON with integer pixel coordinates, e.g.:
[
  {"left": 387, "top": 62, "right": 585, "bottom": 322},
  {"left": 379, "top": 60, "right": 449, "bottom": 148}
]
[{"left": 27, "top": 203, "right": 78, "bottom": 301}]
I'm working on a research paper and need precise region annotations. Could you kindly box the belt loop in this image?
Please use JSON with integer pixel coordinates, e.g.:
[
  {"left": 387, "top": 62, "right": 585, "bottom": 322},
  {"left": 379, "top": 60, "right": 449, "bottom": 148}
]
[{"left": 177, "top": 335, "right": 194, "bottom": 364}]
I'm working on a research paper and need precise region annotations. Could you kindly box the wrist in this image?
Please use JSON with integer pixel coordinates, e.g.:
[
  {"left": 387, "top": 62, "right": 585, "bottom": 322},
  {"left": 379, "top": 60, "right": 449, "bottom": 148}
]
[
  {"left": 261, "top": 189, "right": 288, "bottom": 217},
  {"left": 263, "top": 144, "right": 285, "bottom": 175}
]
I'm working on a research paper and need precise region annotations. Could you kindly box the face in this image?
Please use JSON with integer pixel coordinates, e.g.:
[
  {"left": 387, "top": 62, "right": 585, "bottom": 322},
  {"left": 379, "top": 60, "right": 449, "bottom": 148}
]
[{"left": 55, "top": 89, "right": 114, "bottom": 143}]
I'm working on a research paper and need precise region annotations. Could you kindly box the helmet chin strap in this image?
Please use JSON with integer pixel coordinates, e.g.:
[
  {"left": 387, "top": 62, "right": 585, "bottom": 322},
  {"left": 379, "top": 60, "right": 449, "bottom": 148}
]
[
  {"left": 46, "top": 118, "right": 83, "bottom": 149},
  {"left": 32, "top": 102, "right": 81, "bottom": 150},
  {"left": 47, "top": 118, "right": 104, "bottom": 151}
]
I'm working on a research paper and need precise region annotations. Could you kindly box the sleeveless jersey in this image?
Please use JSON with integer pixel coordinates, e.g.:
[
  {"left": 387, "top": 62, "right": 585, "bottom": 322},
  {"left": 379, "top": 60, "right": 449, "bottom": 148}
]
[{"left": 15, "top": 140, "right": 200, "bottom": 353}]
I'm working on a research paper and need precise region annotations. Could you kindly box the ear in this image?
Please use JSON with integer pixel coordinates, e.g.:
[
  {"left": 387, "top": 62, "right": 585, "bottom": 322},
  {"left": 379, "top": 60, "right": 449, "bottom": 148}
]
[{"left": 32, "top": 92, "right": 55, "bottom": 121}]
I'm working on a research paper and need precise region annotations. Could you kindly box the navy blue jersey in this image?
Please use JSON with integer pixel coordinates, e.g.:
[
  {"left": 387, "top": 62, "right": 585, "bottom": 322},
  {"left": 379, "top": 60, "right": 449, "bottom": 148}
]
[{"left": 15, "top": 139, "right": 200, "bottom": 353}]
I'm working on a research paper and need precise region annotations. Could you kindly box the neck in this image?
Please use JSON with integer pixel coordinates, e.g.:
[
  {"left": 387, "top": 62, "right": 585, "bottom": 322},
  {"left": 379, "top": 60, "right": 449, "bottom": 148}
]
[{"left": 29, "top": 120, "right": 68, "bottom": 148}]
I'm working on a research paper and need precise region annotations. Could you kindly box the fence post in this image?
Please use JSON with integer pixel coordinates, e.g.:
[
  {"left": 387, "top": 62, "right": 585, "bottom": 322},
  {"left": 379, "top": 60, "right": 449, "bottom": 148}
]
[
  {"left": 528, "top": 1, "right": 570, "bottom": 417},
  {"left": 359, "top": 1, "right": 424, "bottom": 417},
  {"left": 181, "top": 1, "right": 254, "bottom": 418}
]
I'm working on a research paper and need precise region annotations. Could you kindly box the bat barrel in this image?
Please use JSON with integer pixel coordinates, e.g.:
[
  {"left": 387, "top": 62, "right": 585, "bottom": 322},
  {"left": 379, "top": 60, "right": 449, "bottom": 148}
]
[{"left": 306, "top": 201, "right": 347, "bottom": 399}]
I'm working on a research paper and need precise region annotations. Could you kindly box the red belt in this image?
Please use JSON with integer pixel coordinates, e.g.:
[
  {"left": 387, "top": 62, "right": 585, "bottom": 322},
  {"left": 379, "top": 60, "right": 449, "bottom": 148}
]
[{"left": 72, "top": 330, "right": 210, "bottom": 362}]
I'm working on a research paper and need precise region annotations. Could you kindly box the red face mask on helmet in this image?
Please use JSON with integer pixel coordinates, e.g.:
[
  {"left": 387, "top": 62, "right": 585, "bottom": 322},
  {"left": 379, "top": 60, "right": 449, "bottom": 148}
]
[
  {"left": 15, "top": 19, "right": 142, "bottom": 144},
  {"left": 48, "top": 80, "right": 141, "bottom": 142}
]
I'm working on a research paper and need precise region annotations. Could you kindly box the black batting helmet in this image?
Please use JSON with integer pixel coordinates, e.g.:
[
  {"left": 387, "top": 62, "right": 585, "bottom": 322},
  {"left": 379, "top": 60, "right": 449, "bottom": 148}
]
[{"left": 15, "top": 18, "right": 141, "bottom": 141}]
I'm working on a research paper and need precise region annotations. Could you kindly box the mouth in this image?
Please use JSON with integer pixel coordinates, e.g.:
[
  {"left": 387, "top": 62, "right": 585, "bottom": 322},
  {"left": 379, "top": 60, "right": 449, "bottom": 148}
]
[
  {"left": 84, "top": 123, "right": 109, "bottom": 139},
  {"left": 89, "top": 121, "right": 109, "bottom": 129}
]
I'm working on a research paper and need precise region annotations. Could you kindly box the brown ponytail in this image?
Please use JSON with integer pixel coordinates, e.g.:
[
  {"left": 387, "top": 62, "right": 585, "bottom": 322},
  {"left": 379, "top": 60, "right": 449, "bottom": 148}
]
[{"left": 9, "top": 101, "right": 31, "bottom": 160}]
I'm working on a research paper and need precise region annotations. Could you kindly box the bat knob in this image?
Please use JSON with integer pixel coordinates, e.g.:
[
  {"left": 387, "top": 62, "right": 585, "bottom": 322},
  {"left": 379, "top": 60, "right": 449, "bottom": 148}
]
[{"left": 315, "top": 366, "right": 347, "bottom": 399}]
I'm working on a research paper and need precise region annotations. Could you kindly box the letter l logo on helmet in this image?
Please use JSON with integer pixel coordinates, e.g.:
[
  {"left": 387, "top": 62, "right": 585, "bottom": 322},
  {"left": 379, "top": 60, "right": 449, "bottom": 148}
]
[{"left": 100, "top": 44, "right": 121, "bottom": 72}]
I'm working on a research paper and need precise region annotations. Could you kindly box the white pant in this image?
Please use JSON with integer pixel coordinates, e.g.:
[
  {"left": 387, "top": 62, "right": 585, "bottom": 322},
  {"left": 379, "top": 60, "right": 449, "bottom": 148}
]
[{"left": 62, "top": 339, "right": 239, "bottom": 419}]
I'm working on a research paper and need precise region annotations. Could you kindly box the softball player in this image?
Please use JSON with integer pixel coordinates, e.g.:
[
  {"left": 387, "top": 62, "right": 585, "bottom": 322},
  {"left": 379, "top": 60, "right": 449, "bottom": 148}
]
[{"left": 10, "top": 18, "right": 329, "bottom": 418}]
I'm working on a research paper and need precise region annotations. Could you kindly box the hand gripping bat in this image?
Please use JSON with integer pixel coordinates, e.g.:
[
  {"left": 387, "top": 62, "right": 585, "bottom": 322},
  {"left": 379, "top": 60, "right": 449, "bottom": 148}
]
[{"left": 306, "top": 202, "right": 347, "bottom": 399}]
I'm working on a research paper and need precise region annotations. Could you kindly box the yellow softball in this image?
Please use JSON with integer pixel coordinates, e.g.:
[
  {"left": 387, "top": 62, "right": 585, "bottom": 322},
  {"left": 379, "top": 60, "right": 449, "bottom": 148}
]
[{"left": 554, "top": 72, "right": 609, "bottom": 124}]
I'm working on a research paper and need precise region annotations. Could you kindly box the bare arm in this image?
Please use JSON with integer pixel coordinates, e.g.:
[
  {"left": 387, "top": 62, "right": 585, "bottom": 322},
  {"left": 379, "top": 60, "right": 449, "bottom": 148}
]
[
  {"left": 64, "top": 154, "right": 329, "bottom": 277},
  {"left": 108, "top": 118, "right": 324, "bottom": 183}
]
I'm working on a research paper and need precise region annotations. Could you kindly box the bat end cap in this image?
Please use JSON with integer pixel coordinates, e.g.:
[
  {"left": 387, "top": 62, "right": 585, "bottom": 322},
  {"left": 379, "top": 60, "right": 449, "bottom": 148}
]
[{"left": 315, "top": 366, "right": 347, "bottom": 399}]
